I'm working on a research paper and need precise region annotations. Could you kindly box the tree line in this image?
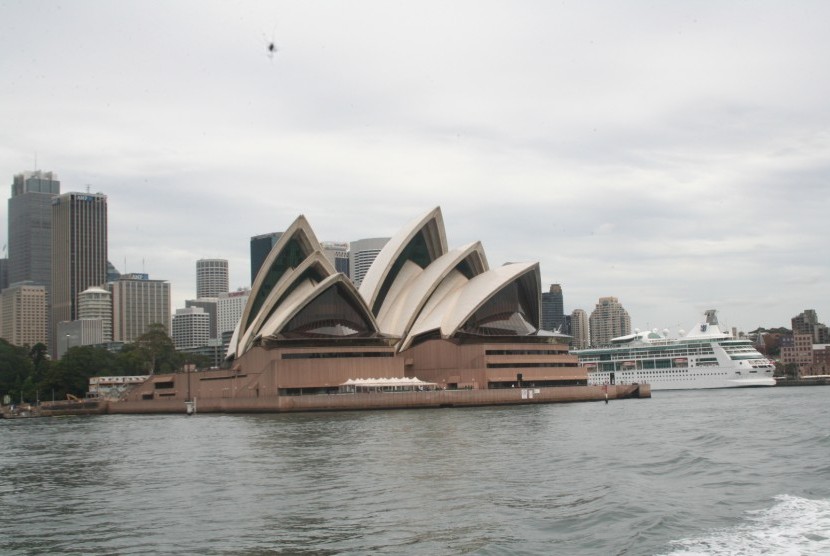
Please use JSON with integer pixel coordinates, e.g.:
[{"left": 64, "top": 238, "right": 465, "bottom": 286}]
[{"left": 0, "top": 324, "right": 213, "bottom": 404}]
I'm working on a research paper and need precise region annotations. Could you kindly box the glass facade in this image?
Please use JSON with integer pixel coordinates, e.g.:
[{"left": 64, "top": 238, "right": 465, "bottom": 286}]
[
  {"left": 281, "top": 283, "right": 374, "bottom": 338},
  {"left": 461, "top": 280, "right": 536, "bottom": 336},
  {"left": 247, "top": 238, "right": 307, "bottom": 330}
]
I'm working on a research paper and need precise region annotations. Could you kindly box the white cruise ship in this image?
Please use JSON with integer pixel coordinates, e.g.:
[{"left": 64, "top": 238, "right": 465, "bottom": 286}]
[{"left": 574, "top": 310, "right": 776, "bottom": 390}]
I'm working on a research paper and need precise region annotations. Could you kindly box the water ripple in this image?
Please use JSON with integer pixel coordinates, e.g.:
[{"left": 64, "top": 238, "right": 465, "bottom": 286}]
[{"left": 2, "top": 388, "right": 829, "bottom": 555}]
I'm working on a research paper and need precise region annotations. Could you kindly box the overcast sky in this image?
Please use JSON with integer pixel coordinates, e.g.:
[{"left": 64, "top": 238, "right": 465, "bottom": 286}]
[{"left": 1, "top": 1, "right": 828, "bottom": 333}]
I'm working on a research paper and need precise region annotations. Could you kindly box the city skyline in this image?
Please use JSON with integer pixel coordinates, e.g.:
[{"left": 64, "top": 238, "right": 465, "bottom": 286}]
[{"left": 1, "top": 2, "right": 828, "bottom": 332}]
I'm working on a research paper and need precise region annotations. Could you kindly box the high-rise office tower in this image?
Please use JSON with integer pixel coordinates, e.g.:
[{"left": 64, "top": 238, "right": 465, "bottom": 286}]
[
  {"left": 186, "top": 298, "right": 218, "bottom": 339},
  {"left": 56, "top": 319, "right": 104, "bottom": 359},
  {"left": 196, "top": 259, "right": 228, "bottom": 299},
  {"left": 541, "top": 284, "right": 565, "bottom": 332},
  {"left": 8, "top": 171, "right": 60, "bottom": 293},
  {"left": 172, "top": 307, "right": 211, "bottom": 350},
  {"left": 349, "top": 237, "right": 389, "bottom": 288},
  {"left": 588, "top": 296, "right": 631, "bottom": 347},
  {"left": 0, "top": 281, "right": 48, "bottom": 347},
  {"left": 106, "top": 260, "right": 122, "bottom": 282},
  {"left": 78, "top": 286, "right": 113, "bottom": 342},
  {"left": 569, "top": 308, "right": 590, "bottom": 350},
  {"left": 50, "top": 192, "right": 108, "bottom": 356},
  {"left": 250, "top": 232, "right": 282, "bottom": 284},
  {"left": 321, "top": 241, "right": 350, "bottom": 276},
  {"left": 217, "top": 289, "right": 249, "bottom": 335},
  {"left": 109, "top": 273, "right": 171, "bottom": 343},
  {"left": 0, "top": 258, "right": 9, "bottom": 292}
]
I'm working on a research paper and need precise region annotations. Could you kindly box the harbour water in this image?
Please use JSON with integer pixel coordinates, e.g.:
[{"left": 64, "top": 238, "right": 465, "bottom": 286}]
[{"left": 1, "top": 387, "right": 829, "bottom": 555}]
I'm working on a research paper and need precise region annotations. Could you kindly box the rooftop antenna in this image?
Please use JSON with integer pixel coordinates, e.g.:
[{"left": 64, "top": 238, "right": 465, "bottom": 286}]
[{"left": 86, "top": 184, "right": 91, "bottom": 193}]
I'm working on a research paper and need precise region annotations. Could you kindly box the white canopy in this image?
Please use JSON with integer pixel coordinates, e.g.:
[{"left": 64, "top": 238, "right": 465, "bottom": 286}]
[{"left": 341, "top": 377, "right": 437, "bottom": 388}]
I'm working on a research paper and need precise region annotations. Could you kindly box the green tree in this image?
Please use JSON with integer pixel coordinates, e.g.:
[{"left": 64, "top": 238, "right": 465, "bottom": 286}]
[
  {"left": 115, "top": 348, "right": 152, "bottom": 375},
  {"left": 29, "top": 342, "right": 51, "bottom": 385},
  {"left": 130, "top": 323, "right": 182, "bottom": 373},
  {"left": 0, "top": 339, "right": 35, "bottom": 403},
  {"left": 41, "top": 346, "right": 119, "bottom": 399}
]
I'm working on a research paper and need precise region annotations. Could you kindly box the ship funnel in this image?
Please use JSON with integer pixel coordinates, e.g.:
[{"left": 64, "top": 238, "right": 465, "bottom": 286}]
[{"left": 704, "top": 309, "right": 718, "bottom": 326}]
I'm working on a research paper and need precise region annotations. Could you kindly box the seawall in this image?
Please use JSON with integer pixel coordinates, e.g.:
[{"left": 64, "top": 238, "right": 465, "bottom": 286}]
[{"left": 107, "top": 383, "right": 650, "bottom": 414}]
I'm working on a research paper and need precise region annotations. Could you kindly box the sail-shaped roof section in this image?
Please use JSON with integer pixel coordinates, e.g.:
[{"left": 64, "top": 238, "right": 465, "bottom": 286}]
[
  {"left": 227, "top": 206, "right": 546, "bottom": 360},
  {"left": 238, "top": 216, "right": 323, "bottom": 342},
  {"left": 453, "top": 262, "right": 541, "bottom": 337},
  {"left": 358, "top": 207, "right": 448, "bottom": 316},
  {"left": 256, "top": 274, "right": 381, "bottom": 341},
  {"left": 236, "top": 251, "right": 336, "bottom": 357},
  {"left": 225, "top": 319, "right": 242, "bottom": 360},
  {"left": 402, "top": 262, "right": 541, "bottom": 350},
  {"left": 376, "top": 241, "right": 489, "bottom": 342}
]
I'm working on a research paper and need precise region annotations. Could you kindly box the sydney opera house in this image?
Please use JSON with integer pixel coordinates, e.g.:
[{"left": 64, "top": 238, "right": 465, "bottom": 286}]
[{"left": 115, "top": 207, "right": 642, "bottom": 413}]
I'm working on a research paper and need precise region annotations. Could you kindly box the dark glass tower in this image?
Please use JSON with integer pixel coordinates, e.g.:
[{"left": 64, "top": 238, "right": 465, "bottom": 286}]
[
  {"left": 541, "top": 283, "right": 566, "bottom": 333},
  {"left": 8, "top": 171, "right": 60, "bottom": 293},
  {"left": 50, "top": 192, "right": 108, "bottom": 356},
  {"left": 250, "top": 232, "right": 282, "bottom": 285}
]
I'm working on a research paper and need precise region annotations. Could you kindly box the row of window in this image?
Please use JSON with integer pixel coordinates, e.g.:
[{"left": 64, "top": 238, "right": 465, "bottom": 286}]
[
  {"left": 487, "top": 362, "right": 578, "bottom": 368},
  {"left": 485, "top": 349, "right": 565, "bottom": 355},
  {"left": 281, "top": 352, "right": 394, "bottom": 359},
  {"left": 589, "top": 347, "right": 715, "bottom": 362}
]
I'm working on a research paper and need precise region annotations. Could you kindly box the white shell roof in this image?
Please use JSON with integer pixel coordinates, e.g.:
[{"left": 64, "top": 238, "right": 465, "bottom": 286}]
[
  {"left": 228, "top": 206, "right": 544, "bottom": 359},
  {"left": 402, "top": 261, "right": 539, "bottom": 350},
  {"left": 358, "top": 206, "right": 448, "bottom": 312},
  {"left": 400, "top": 269, "right": 470, "bottom": 349},
  {"left": 376, "top": 242, "right": 489, "bottom": 339},
  {"left": 236, "top": 251, "right": 336, "bottom": 357},
  {"left": 256, "top": 273, "right": 380, "bottom": 340},
  {"left": 440, "top": 261, "right": 538, "bottom": 336},
  {"left": 225, "top": 319, "right": 241, "bottom": 360},
  {"left": 237, "top": 215, "right": 322, "bottom": 343}
]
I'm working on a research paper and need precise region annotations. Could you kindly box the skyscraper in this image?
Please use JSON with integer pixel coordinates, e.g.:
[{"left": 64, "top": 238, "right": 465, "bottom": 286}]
[
  {"left": 250, "top": 232, "right": 282, "bottom": 284},
  {"left": 8, "top": 171, "right": 60, "bottom": 293},
  {"left": 541, "top": 283, "right": 565, "bottom": 332},
  {"left": 349, "top": 237, "right": 389, "bottom": 288},
  {"left": 569, "top": 308, "right": 590, "bottom": 350},
  {"left": 0, "top": 258, "right": 9, "bottom": 292},
  {"left": 78, "top": 286, "right": 113, "bottom": 342},
  {"left": 196, "top": 259, "right": 228, "bottom": 299},
  {"left": 321, "top": 241, "right": 350, "bottom": 276},
  {"left": 588, "top": 296, "right": 631, "bottom": 347},
  {"left": 50, "top": 192, "right": 108, "bottom": 356},
  {"left": 56, "top": 319, "right": 103, "bottom": 359},
  {"left": 0, "top": 281, "right": 47, "bottom": 347},
  {"left": 217, "top": 289, "right": 249, "bottom": 335},
  {"left": 109, "top": 273, "right": 171, "bottom": 342},
  {"left": 186, "top": 298, "right": 218, "bottom": 339},
  {"left": 172, "top": 307, "right": 210, "bottom": 350}
]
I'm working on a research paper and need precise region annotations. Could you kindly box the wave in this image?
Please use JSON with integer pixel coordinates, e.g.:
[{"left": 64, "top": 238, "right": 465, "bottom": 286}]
[{"left": 660, "top": 494, "right": 830, "bottom": 555}]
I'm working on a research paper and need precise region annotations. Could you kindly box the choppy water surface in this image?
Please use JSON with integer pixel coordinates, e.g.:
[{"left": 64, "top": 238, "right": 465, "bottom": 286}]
[{"left": 1, "top": 387, "right": 829, "bottom": 555}]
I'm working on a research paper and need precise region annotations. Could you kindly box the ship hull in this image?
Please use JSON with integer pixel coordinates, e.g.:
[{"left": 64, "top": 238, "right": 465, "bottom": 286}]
[{"left": 587, "top": 368, "right": 775, "bottom": 390}]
